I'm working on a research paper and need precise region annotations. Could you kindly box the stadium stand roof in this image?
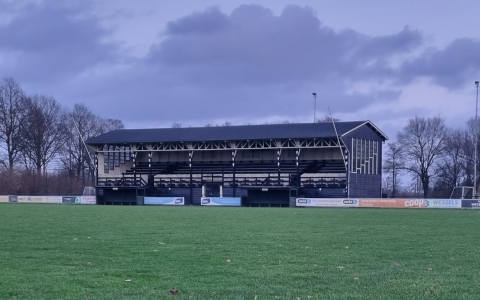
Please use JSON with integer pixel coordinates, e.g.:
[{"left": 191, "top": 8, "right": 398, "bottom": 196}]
[{"left": 86, "top": 120, "right": 388, "bottom": 145}]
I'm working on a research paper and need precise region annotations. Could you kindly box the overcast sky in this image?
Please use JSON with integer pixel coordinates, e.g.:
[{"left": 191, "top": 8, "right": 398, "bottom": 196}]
[{"left": 1, "top": 0, "right": 479, "bottom": 139}]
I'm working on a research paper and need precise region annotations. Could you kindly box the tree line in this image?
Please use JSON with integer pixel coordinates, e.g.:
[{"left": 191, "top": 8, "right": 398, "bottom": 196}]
[
  {"left": 0, "top": 78, "right": 123, "bottom": 195},
  {"left": 3, "top": 76, "right": 468, "bottom": 198},
  {"left": 171, "top": 115, "right": 339, "bottom": 128},
  {"left": 383, "top": 116, "right": 478, "bottom": 198}
]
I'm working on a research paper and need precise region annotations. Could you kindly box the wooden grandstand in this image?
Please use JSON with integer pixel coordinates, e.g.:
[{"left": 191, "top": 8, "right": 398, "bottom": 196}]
[{"left": 86, "top": 121, "right": 387, "bottom": 206}]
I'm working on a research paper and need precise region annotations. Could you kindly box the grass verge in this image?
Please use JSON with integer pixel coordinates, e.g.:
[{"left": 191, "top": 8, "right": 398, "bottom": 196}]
[{"left": 0, "top": 205, "right": 479, "bottom": 299}]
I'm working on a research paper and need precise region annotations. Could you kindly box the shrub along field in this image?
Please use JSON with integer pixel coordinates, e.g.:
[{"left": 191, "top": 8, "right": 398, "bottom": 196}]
[{"left": 0, "top": 205, "right": 479, "bottom": 300}]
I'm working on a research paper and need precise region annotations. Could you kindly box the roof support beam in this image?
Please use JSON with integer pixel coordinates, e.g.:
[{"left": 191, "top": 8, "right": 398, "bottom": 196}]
[{"left": 92, "top": 138, "right": 345, "bottom": 152}]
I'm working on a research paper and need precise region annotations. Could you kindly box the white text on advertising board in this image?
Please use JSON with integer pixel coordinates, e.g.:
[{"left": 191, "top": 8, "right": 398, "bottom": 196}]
[
  {"left": 425, "top": 199, "right": 461, "bottom": 208},
  {"left": 296, "top": 198, "right": 359, "bottom": 207},
  {"left": 405, "top": 199, "right": 424, "bottom": 207}
]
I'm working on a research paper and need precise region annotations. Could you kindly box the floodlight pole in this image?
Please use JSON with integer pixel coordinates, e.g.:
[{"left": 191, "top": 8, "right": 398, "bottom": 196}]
[
  {"left": 475, "top": 81, "right": 479, "bottom": 198},
  {"left": 312, "top": 93, "right": 317, "bottom": 123}
]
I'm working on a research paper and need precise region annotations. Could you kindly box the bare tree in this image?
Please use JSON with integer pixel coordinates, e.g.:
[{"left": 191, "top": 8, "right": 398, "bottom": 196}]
[
  {"left": 59, "top": 104, "right": 123, "bottom": 189},
  {"left": 383, "top": 141, "right": 404, "bottom": 197},
  {"left": 98, "top": 118, "right": 124, "bottom": 133},
  {"left": 20, "top": 95, "right": 66, "bottom": 175},
  {"left": 0, "top": 78, "right": 26, "bottom": 170},
  {"left": 397, "top": 116, "right": 448, "bottom": 198},
  {"left": 434, "top": 129, "right": 468, "bottom": 196},
  {"left": 59, "top": 104, "right": 93, "bottom": 187},
  {"left": 274, "top": 120, "right": 298, "bottom": 124},
  {"left": 465, "top": 117, "right": 479, "bottom": 188},
  {"left": 202, "top": 121, "right": 234, "bottom": 127},
  {"left": 0, "top": 77, "right": 126, "bottom": 194},
  {"left": 248, "top": 120, "right": 299, "bottom": 125},
  {"left": 59, "top": 104, "right": 124, "bottom": 190},
  {"left": 317, "top": 115, "right": 340, "bottom": 123}
]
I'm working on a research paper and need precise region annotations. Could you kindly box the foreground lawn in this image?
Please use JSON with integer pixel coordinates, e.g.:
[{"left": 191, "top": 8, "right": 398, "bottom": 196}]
[{"left": 0, "top": 205, "right": 479, "bottom": 300}]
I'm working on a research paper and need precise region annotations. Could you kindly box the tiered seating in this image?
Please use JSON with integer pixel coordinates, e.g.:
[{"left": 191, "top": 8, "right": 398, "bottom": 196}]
[
  {"left": 97, "top": 176, "right": 146, "bottom": 187},
  {"left": 124, "top": 160, "right": 346, "bottom": 176},
  {"left": 117, "top": 160, "right": 347, "bottom": 188},
  {"left": 301, "top": 177, "right": 346, "bottom": 188},
  {"left": 154, "top": 177, "right": 191, "bottom": 188},
  {"left": 125, "top": 162, "right": 184, "bottom": 175},
  {"left": 174, "top": 161, "right": 311, "bottom": 174}
]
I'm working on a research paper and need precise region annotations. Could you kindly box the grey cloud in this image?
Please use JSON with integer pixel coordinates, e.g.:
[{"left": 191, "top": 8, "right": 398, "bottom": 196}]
[
  {"left": 68, "top": 65, "right": 402, "bottom": 126},
  {"left": 134, "top": 4, "right": 420, "bottom": 121},
  {"left": 149, "top": 5, "right": 421, "bottom": 88},
  {"left": 230, "top": 4, "right": 274, "bottom": 21},
  {"left": 353, "top": 26, "right": 423, "bottom": 61},
  {"left": 0, "top": 0, "right": 119, "bottom": 83},
  {"left": 399, "top": 38, "right": 480, "bottom": 89},
  {"left": 0, "top": 3, "right": 433, "bottom": 126},
  {"left": 166, "top": 6, "right": 230, "bottom": 35}
]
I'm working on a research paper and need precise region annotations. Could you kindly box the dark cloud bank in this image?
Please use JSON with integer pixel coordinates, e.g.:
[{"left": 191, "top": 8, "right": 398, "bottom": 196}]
[
  {"left": 0, "top": 1, "right": 119, "bottom": 82},
  {"left": 0, "top": 1, "right": 479, "bottom": 126}
]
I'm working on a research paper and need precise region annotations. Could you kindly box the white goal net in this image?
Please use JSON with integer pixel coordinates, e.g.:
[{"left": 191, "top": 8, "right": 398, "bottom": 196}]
[{"left": 450, "top": 186, "right": 474, "bottom": 199}]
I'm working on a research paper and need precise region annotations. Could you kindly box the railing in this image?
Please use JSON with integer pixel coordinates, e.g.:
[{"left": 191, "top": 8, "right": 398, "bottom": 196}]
[
  {"left": 97, "top": 176, "right": 147, "bottom": 187},
  {"left": 300, "top": 177, "right": 346, "bottom": 188},
  {"left": 97, "top": 174, "right": 345, "bottom": 189}
]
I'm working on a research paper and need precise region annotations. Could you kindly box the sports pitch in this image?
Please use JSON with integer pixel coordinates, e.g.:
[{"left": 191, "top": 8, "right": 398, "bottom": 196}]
[{"left": 0, "top": 205, "right": 479, "bottom": 300}]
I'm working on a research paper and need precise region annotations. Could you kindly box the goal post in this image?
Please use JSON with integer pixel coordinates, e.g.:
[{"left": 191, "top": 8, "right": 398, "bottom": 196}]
[{"left": 450, "top": 186, "right": 474, "bottom": 199}]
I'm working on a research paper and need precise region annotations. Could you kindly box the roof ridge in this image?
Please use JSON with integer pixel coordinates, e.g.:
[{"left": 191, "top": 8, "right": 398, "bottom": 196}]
[
  {"left": 86, "top": 120, "right": 385, "bottom": 144},
  {"left": 117, "top": 120, "right": 367, "bottom": 131}
]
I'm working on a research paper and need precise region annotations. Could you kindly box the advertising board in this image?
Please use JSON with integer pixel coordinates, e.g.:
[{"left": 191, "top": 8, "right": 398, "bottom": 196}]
[
  {"left": 43, "top": 196, "right": 62, "bottom": 204},
  {"left": 425, "top": 199, "right": 461, "bottom": 208},
  {"left": 144, "top": 197, "right": 185, "bottom": 205},
  {"left": 201, "top": 197, "right": 241, "bottom": 206},
  {"left": 296, "top": 198, "right": 359, "bottom": 207},
  {"left": 9, "top": 195, "right": 17, "bottom": 203},
  {"left": 461, "top": 200, "right": 480, "bottom": 209},
  {"left": 0, "top": 196, "right": 9, "bottom": 203},
  {"left": 359, "top": 199, "right": 425, "bottom": 208},
  {"left": 18, "top": 196, "right": 43, "bottom": 203},
  {"left": 62, "top": 196, "right": 79, "bottom": 204},
  {"left": 80, "top": 196, "right": 96, "bottom": 205},
  {"left": 17, "top": 196, "right": 62, "bottom": 204}
]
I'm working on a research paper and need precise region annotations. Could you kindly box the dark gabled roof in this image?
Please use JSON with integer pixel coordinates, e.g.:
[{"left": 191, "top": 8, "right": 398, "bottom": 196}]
[{"left": 86, "top": 121, "right": 388, "bottom": 145}]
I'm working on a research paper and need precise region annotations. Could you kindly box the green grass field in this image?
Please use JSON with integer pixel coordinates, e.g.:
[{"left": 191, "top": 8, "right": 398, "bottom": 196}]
[{"left": 0, "top": 205, "right": 479, "bottom": 300}]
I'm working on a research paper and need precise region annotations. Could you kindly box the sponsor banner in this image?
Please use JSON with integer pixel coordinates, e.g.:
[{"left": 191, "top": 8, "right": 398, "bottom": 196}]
[
  {"left": 17, "top": 196, "right": 62, "bottom": 204},
  {"left": 144, "top": 197, "right": 185, "bottom": 205},
  {"left": 425, "top": 199, "right": 461, "bottom": 208},
  {"left": 201, "top": 197, "right": 241, "bottom": 206},
  {"left": 80, "top": 196, "right": 96, "bottom": 205},
  {"left": 43, "top": 196, "right": 62, "bottom": 204},
  {"left": 0, "top": 196, "right": 9, "bottom": 203},
  {"left": 9, "top": 195, "right": 17, "bottom": 203},
  {"left": 62, "top": 196, "right": 80, "bottom": 204},
  {"left": 461, "top": 200, "right": 480, "bottom": 209},
  {"left": 18, "top": 196, "right": 42, "bottom": 203},
  {"left": 296, "top": 198, "right": 359, "bottom": 207},
  {"left": 359, "top": 199, "right": 425, "bottom": 208}
]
